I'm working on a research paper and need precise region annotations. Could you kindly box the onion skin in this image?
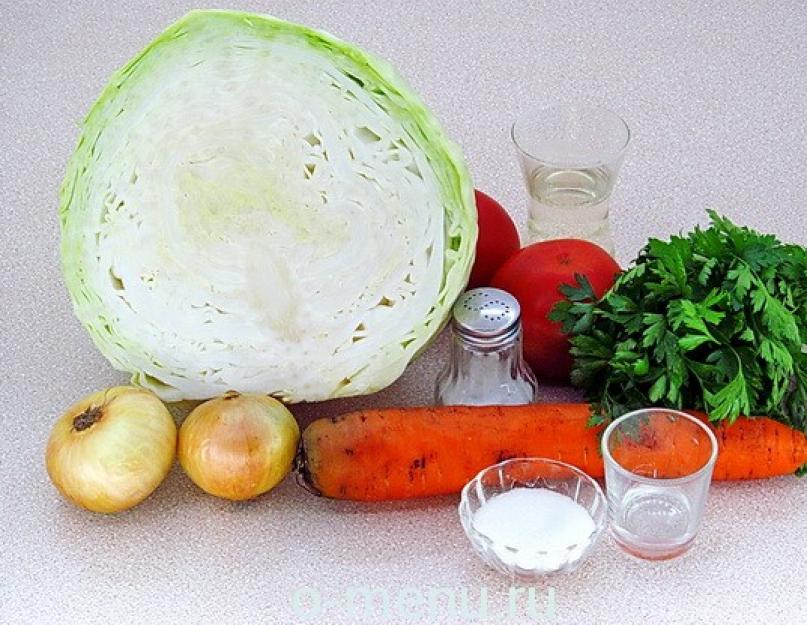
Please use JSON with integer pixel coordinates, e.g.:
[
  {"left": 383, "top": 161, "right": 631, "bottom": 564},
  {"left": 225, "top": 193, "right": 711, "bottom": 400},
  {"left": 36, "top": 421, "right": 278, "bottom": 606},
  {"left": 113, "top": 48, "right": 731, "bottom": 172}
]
[
  {"left": 46, "top": 386, "right": 177, "bottom": 513},
  {"left": 178, "top": 391, "right": 300, "bottom": 501}
]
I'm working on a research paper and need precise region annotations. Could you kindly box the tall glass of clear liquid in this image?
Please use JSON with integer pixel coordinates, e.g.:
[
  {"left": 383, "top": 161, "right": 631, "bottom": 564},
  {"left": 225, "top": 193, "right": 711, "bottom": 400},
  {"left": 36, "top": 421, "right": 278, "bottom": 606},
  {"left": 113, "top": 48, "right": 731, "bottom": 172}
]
[
  {"left": 511, "top": 104, "right": 630, "bottom": 255},
  {"left": 602, "top": 408, "right": 718, "bottom": 560}
]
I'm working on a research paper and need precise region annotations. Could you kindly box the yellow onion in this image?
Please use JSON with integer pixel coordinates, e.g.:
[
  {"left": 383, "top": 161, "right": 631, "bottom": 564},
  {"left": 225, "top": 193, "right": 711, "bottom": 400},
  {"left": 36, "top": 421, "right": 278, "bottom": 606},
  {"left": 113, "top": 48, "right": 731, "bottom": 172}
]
[
  {"left": 46, "top": 386, "right": 177, "bottom": 513},
  {"left": 178, "top": 391, "right": 300, "bottom": 501}
]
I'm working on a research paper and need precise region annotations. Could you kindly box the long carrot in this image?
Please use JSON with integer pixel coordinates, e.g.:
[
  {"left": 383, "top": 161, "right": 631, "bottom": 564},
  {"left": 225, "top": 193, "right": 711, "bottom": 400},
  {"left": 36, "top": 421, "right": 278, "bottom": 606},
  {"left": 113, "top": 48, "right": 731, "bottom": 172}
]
[{"left": 297, "top": 404, "right": 807, "bottom": 501}]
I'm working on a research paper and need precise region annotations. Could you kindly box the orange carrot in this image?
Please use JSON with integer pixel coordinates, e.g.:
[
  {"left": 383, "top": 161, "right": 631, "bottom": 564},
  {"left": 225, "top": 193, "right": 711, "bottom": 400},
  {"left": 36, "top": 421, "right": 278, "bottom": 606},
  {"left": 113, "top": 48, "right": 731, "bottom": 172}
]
[{"left": 297, "top": 404, "right": 807, "bottom": 501}]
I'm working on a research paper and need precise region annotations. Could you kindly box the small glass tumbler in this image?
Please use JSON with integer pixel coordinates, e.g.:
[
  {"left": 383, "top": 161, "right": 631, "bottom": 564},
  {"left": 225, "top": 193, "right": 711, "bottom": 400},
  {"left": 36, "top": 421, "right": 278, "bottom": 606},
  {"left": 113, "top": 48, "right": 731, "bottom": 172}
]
[
  {"left": 602, "top": 408, "right": 718, "bottom": 560},
  {"left": 512, "top": 104, "right": 630, "bottom": 255}
]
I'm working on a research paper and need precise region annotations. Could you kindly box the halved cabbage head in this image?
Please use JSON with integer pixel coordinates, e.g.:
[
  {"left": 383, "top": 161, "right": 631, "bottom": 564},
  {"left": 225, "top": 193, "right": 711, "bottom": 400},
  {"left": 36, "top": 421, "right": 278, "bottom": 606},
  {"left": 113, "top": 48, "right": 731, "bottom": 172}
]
[{"left": 59, "top": 10, "right": 475, "bottom": 402}]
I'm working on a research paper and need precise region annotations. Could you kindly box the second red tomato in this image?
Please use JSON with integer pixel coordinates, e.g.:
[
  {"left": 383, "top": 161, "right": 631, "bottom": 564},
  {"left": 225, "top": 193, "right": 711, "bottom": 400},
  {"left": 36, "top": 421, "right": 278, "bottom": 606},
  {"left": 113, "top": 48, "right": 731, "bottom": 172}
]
[
  {"left": 468, "top": 190, "right": 521, "bottom": 288},
  {"left": 492, "top": 239, "right": 621, "bottom": 383}
]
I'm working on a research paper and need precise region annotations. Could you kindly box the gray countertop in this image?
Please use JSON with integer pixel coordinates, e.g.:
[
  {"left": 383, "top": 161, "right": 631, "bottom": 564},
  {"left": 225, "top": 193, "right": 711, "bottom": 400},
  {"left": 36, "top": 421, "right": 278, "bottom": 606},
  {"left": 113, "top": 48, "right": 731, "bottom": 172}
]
[{"left": 3, "top": 1, "right": 806, "bottom": 624}]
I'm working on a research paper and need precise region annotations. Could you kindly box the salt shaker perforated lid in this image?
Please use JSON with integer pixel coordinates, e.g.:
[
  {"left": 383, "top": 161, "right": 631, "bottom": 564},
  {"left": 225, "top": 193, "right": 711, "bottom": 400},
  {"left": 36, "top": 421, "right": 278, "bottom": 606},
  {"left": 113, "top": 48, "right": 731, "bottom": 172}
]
[{"left": 451, "top": 288, "right": 521, "bottom": 346}]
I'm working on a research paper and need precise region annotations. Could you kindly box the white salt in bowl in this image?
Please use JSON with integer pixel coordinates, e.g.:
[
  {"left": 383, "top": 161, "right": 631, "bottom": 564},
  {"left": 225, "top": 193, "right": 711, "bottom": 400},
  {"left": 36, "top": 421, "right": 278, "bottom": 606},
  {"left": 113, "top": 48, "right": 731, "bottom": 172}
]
[{"left": 459, "top": 458, "right": 606, "bottom": 579}]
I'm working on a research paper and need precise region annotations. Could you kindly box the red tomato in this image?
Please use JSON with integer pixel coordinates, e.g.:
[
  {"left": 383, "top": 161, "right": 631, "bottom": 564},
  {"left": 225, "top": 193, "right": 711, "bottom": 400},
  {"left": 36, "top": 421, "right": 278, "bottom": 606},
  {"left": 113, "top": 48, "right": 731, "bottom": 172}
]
[
  {"left": 492, "top": 239, "right": 621, "bottom": 383},
  {"left": 468, "top": 190, "right": 521, "bottom": 288}
]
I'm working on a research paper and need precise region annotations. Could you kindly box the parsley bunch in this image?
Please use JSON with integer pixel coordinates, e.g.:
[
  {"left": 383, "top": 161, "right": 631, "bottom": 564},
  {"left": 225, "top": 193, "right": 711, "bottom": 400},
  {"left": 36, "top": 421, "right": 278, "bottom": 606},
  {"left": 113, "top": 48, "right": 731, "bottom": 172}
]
[{"left": 551, "top": 211, "right": 807, "bottom": 433}]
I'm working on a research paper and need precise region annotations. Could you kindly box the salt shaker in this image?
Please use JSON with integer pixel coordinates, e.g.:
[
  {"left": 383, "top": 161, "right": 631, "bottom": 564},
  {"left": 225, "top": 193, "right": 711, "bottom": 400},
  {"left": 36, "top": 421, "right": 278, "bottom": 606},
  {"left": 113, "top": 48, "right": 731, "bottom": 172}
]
[{"left": 435, "top": 288, "right": 538, "bottom": 405}]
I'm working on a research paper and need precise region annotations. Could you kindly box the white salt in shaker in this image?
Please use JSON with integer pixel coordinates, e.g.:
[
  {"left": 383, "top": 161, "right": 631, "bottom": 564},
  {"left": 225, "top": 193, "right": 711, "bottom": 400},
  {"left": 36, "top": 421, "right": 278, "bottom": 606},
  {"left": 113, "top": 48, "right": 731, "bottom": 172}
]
[{"left": 435, "top": 288, "right": 537, "bottom": 405}]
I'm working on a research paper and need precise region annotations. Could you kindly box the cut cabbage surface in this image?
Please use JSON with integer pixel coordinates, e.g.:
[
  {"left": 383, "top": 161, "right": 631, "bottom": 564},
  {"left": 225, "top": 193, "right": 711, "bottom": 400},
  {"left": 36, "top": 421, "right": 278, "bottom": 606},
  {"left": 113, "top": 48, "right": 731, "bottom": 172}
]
[{"left": 59, "top": 10, "right": 475, "bottom": 402}]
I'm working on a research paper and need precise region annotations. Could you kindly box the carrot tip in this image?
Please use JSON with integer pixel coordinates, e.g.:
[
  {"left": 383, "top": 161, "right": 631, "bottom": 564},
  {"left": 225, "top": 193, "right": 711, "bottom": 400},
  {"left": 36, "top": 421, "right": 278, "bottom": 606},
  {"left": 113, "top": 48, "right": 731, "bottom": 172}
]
[{"left": 294, "top": 441, "right": 322, "bottom": 497}]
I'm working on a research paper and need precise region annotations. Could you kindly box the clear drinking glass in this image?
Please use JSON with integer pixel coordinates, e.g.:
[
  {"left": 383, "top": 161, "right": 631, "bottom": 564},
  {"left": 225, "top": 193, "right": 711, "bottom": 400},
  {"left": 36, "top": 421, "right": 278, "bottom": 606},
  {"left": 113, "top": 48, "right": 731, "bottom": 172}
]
[
  {"left": 512, "top": 104, "right": 630, "bottom": 255},
  {"left": 602, "top": 408, "right": 718, "bottom": 560}
]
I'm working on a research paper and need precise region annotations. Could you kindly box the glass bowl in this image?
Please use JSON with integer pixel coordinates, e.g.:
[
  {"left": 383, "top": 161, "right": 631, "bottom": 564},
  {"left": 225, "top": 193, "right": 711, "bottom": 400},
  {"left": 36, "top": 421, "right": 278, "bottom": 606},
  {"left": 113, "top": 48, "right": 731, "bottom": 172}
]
[{"left": 458, "top": 458, "right": 606, "bottom": 579}]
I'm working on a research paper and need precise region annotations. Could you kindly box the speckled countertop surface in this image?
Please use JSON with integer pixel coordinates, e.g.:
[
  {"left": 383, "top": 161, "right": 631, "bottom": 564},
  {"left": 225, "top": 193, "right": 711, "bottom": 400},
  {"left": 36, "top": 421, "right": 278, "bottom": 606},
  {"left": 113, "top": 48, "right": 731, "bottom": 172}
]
[{"left": 2, "top": 1, "right": 806, "bottom": 624}]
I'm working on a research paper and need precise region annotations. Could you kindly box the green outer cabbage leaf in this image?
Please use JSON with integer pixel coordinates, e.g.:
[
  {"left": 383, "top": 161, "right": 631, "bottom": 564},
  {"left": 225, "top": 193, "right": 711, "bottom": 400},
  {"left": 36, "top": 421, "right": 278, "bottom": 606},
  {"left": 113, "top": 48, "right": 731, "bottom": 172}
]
[{"left": 59, "top": 10, "right": 476, "bottom": 402}]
